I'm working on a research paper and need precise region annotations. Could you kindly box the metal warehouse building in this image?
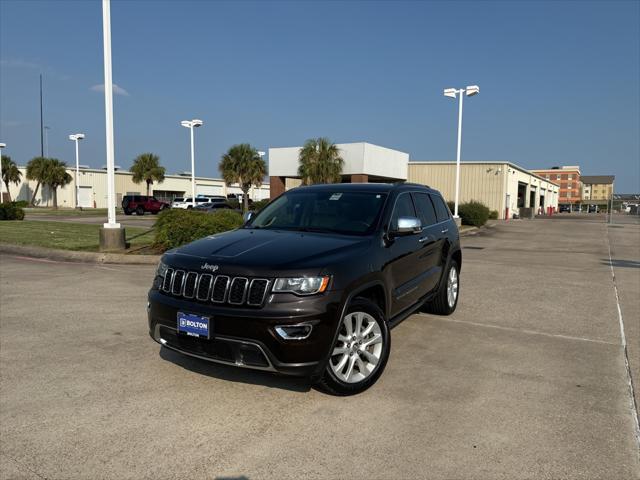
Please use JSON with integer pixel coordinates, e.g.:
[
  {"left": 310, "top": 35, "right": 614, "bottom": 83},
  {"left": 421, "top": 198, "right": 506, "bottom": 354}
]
[
  {"left": 7, "top": 167, "right": 271, "bottom": 209},
  {"left": 408, "top": 162, "right": 559, "bottom": 219}
]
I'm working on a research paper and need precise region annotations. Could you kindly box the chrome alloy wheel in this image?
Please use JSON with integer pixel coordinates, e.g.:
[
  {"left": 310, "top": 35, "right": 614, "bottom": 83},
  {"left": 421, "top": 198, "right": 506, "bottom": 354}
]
[
  {"left": 447, "top": 266, "right": 459, "bottom": 308},
  {"left": 329, "top": 311, "right": 383, "bottom": 384}
]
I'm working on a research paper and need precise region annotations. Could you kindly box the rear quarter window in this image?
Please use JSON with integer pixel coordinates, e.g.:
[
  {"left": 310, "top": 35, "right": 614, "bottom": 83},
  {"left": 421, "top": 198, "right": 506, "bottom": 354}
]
[{"left": 430, "top": 194, "right": 450, "bottom": 222}]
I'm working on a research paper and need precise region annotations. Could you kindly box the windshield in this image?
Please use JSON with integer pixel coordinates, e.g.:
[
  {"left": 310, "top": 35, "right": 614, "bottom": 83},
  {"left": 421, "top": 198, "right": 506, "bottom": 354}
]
[{"left": 248, "top": 190, "right": 388, "bottom": 235}]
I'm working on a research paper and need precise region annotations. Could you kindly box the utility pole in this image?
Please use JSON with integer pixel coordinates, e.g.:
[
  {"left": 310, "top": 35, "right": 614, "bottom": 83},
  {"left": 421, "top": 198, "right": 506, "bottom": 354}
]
[{"left": 40, "top": 75, "right": 44, "bottom": 157}]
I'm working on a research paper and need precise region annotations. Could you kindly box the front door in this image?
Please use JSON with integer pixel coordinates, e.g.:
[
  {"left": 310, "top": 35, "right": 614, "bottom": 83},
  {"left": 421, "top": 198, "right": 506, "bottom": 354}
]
[{"left": 386, "top": 192, "right": 424, "bottom": 317}]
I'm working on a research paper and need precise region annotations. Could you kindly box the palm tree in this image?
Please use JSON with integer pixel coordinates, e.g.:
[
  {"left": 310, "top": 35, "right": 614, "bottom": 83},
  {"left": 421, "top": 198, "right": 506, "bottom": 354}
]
[
  {"left": 130, "top": 153, "right": 166, "bottom": 196},
  {"left": 297, "top": 137, "right": 344, "bottom": 185},
  {"left": 41, "top": 158, "right": 72, "bottom": 209},
  {"left": 219, "top": 144, "right": 267, "bottom": 212},
  {"left": 1, "top": 156, "right": 22, "bottom": 202},
  {"left": 26, "top": 156, "right": 48, "bottom": 206}
]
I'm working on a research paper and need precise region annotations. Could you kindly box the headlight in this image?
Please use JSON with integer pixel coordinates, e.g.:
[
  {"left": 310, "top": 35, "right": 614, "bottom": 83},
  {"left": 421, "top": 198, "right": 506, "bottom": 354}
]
[
  {"left": 152, "top": 261, "right": 168, "bottom": 289},
  {"left": 272, "top": 276, "right": 330, "bottom": 295},
  {"left": 156, "top": 261, "right": 168, "bottom": 278}
]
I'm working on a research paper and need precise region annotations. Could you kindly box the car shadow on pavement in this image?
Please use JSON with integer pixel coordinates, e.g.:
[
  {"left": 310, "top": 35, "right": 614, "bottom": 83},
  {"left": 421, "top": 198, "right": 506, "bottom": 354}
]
[
  {"left": 159, "top": 347, "right": 312, "bottom": 393},
  {"left": 603, "top": 258, "right": 640, "bottom": 269}
]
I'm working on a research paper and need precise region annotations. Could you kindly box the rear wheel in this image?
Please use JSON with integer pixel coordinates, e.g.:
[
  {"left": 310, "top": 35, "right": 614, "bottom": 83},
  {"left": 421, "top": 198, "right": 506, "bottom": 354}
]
[
  {"left": 425, "top": 259, "right": 459, "bottom": 315},
  {"left": 136, "top": 206, "right": 145, "bottom": 216},
  {"left": 316, "top": 298, "right": 390, "bottom": 396}
]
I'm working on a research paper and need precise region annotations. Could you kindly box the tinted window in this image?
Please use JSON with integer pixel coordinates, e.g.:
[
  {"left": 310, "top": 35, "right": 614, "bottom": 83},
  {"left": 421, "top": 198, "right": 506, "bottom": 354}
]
[
  {"left": 250, "top": 191, "right": 387, "bottom": 235},
  {"left": 430, "top": 194, "right": 450, "bottom": 222},
  {"left": 413, "top": 193, "right": 437, "bottom": 227},
  {"left": 390, "top": 193, "right": 416, "bottom": 230}
]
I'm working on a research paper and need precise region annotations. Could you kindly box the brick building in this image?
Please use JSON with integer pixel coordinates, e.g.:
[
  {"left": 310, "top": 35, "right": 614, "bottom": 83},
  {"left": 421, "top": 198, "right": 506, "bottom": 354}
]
[{"left": 530, "top": 166, "right": 580, "bottom": 207}]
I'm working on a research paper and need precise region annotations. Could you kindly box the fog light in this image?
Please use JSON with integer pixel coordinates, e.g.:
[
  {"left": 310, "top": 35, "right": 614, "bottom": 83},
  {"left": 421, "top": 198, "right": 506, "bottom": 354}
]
[{"left": 275, "top": 324, "right": 313, "bottom": 340}]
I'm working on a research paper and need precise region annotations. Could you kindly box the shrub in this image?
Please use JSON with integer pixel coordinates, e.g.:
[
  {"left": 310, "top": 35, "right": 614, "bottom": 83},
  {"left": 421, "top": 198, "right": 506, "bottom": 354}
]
[
  {"left": 13, "top": 200, "right": 28, "bottom": 208},
  {"left": 226, "top": 198, "right": 240, "bottom": 210},
  {"left": 0, "top": 202, "right": 25, "bottom": 221},
  {"left": 251, "top": 199, "right": 270, "bottom": 211},
  {"left": 153, "top": 208, "right": 243, "bottom": 251},
  {"left": 489, "top": 210, "right": 498, "bottom": 220},
  {"left": 447, "top": 201, "right": 455, "bottom": 214},
  {"left": 458, "top": 201, "right": 490, "bottom": 227}
]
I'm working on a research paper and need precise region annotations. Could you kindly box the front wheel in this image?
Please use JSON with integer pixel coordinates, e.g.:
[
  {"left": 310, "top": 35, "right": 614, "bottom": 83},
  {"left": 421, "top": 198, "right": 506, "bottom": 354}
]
[
  {"left": 425, "top": 259, "right": 459, "bottom": 315},
  {"left": 136, "top": 206, "right": 145, "bottom": 216},
  {"left": 316, "top": 298, "right": 390, "bottom": 396}
]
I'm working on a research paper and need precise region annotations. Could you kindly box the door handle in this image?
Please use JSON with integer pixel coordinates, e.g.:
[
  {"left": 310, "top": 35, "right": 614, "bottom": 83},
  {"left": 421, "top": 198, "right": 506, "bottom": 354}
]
[
  {"left": 441, "top": 228, "right": 449, "bottom": 234},
  {"left": 418, "top": 236, "right": 429, "bottom": 243}
]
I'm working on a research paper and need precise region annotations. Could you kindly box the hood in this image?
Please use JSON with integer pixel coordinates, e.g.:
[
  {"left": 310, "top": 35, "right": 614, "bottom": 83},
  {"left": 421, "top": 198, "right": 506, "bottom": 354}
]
[{"left": 165, "top": 228, "right": 371, "bottom": 275}]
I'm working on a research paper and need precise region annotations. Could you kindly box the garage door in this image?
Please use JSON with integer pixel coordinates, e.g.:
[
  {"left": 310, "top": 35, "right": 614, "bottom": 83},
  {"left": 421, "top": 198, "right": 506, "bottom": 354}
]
[{"left": 78, "top": 186, "right": 93, "bottom": 208}]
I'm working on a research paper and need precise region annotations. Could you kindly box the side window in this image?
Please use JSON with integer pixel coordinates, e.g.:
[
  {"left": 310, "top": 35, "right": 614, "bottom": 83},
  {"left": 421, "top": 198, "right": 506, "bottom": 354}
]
[
  {"left": 390, "top": 193, "right": 416, "bottom": 230},
  {"left": 430, "top": 194, "right": 450, "bottom": 222},
  {"left": 413, "top": 193, "right": 437, "bottom": 227}
]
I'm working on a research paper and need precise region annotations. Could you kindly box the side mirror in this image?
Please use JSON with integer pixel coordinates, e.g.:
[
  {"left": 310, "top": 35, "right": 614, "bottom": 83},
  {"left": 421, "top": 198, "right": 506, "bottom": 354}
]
[
  {"left": 392, "top": 216, "right": 422, "bottom": 236},
  {"left": 243, "top": 211, "right": 254, "bottom": 224}
]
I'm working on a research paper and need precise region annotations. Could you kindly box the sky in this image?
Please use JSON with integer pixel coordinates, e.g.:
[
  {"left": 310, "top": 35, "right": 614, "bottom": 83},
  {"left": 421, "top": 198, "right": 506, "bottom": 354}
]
[{"left": 1, "top": 0, "right": 639, "bottom": 192}]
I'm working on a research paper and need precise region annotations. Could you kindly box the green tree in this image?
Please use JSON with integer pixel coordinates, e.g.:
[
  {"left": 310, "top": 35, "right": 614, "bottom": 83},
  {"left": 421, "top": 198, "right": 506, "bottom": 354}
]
[
  {"left": 297, "top": 137, "right": 344, "bottom": 185},
  {"left": 25, "top": 156, "right": 48, "bottom": 206},
  {"left": 219, "top": 144, "right": 267, "bottom": 212},
  {"left": 130, "top": 153, "right": 166, "bottom": 196},
  {"left": 1, "top": 155, "right": 22, "bottom": 202},
  {"left": 41, "top": 158, "right": 72, "bottom": 209}
]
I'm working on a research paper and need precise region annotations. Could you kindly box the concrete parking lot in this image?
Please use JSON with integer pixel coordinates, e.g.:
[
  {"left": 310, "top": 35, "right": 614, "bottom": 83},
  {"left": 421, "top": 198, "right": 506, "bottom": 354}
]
[{"left": 1, "top": 215, "right": 639, "bottom": 479}]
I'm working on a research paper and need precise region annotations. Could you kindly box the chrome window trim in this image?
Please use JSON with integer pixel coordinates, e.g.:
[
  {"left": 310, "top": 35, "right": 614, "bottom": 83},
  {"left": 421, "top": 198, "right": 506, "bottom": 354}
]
[
  {"left": 228, "top": 277, "right": 249, "bottom": 305},
  {"left": 183, "top": 272, "right": 198, "bottom": 299},
  {"left": 211, "top": 275, "right": 231, "bottom": 303},
  {"left": 171, "top": 270, "right": 186, "bottom": 296},
  {"left": 247, "top": 278, "right": 270, "bottom": 306},
  {"left": 196, "top": 273, "right": 213, "bottom": 301}
]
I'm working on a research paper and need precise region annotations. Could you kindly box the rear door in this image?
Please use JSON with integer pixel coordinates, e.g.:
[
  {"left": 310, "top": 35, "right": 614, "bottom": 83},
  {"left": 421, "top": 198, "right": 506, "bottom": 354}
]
[
  {"left": 412, "top": 192, "right": 444, "bottom": 295},
  {"left": 386, "top": 192, "right": 424, "bottom": 316}
]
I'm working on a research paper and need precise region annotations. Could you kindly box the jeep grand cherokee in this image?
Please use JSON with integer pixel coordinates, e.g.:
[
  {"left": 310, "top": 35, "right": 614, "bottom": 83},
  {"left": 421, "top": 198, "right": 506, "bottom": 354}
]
[{"left": 148, "top": 183, "right": 461, "bottom": 395}]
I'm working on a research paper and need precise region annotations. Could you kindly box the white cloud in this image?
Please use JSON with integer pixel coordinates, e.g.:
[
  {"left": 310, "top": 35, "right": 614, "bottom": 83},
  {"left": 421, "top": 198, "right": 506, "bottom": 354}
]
[{"left": 90, "top": 83, "right": 130, "bottom": 96}]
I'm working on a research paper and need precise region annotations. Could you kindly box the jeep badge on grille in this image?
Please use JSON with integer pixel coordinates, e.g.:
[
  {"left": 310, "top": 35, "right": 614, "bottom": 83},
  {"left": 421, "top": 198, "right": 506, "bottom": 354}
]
[{"left": 201, "top": 263, "right": 219, "bottom": 273}]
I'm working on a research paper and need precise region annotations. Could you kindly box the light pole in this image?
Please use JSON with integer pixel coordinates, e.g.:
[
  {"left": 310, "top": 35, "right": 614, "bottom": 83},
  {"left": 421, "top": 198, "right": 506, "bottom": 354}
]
[
  {"left": 44, "top": 126, "right": 51, "bottom": 157},
  {"left": 99, "top": 0, "right": 125, "bottom": 250},
  {"left": 0, "top": 143, "right": 6, "bottom": 200},
  {"left": 69, "top": 133, "right": 85, "bottom": 208},
  {"left": 180, "top": 119, "right": 203, "bottom": 207},
  {"left": 443, "top": 85, "right": 480, "bottom": 219}
]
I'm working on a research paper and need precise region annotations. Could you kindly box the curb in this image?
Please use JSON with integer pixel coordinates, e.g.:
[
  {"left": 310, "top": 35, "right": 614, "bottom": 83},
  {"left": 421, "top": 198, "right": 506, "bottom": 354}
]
[
  {"left": 459, "top": 226, "right": 479, "bottom": 236},
  {"left": 0, "top": 243, "right": 161, "bottom": 265}
]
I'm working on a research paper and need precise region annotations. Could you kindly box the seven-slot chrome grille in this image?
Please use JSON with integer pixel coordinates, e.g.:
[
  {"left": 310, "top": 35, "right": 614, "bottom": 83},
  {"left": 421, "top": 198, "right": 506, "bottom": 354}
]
[{"left": 161, "top": 268, "right": 270, "bottom": 307}]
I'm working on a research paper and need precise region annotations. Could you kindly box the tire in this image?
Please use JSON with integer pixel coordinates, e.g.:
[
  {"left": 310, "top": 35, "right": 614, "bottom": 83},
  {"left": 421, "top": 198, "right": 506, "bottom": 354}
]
[
  {"left": 123, "top": 208, "right": 132, "bottom": 216},
  {"left": 136, "top": 206, "right": 145, "bottom": 216},
  {"left": 425, "top": 259, "right": 459, "bottom": 315},
  {"left": 316, "top": 298, "right": 390, "bottom": 396}
]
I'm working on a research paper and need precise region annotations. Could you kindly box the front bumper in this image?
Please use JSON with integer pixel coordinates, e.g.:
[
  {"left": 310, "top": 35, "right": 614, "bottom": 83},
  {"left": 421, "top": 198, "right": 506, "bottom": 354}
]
[{"left": 147, "top": 288, "right": 343, "bottom": 377}]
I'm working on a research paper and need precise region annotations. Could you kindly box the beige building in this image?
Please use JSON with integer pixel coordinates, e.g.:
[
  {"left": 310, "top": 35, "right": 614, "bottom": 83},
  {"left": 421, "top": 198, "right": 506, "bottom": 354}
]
[
  {"left": 408, "top": 161, "right": 559, "bottom": 219},
  {"left": 7, "top": 166, "right": 270, "bottom": 209},
  {"left": 580, "top": 175, "right": 615, "bottom": 203}
]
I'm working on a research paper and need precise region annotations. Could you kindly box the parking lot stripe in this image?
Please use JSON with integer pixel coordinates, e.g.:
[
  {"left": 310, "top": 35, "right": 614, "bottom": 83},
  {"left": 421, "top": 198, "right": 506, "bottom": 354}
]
[
  {"left": 606, "top": 228, "right": 640, "bottom": 452},
  {"left": 415, "top": 313, "right": 620, "bottom": 346}
]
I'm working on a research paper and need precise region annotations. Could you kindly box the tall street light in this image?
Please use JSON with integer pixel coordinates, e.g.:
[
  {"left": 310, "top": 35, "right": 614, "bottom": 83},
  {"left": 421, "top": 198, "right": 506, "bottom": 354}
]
[
  {"left": 0, "top": 143, "right": 6, "bottom": 200},
  {"left": 443, "top": 85, "right": 480, "bottom": 219},
  {"left": 99, "top": 0, "right": 125, "bottom": 250},
  {"left": 69, "top": 133, "right": 85, "bottom": 208},
  {"left": 44, "top": 126, "right": 51, "bottom": 157},
  {"left": 181, "top": 119, "right": 203, "bottom": 207}
]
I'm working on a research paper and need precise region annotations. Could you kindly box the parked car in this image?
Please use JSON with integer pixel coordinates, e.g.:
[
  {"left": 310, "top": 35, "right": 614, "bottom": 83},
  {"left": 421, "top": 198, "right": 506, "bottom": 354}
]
[
  {"left": 559, "top": 204, "right": 571, "bottom": 213},
  {"left": 588, "top": 204, "right": 598, "bottom": 213},
  {"left": 193, "top": 202, "right": 236, "bottom": 213},
  {"left": 148, "top": 183, "right": 461, "bottom": 395},
  {"left": 122, "top": 195, "right": 169, "bottom": 215},
  {"left": 171, "top": 197, "right": 211, "bottom": 209}
]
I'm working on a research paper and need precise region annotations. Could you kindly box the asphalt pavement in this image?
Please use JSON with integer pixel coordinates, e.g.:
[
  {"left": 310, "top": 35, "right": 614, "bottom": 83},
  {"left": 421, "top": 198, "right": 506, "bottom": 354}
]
[{"left": 1, "top": 215, "right": 639, "bottom": 479}]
